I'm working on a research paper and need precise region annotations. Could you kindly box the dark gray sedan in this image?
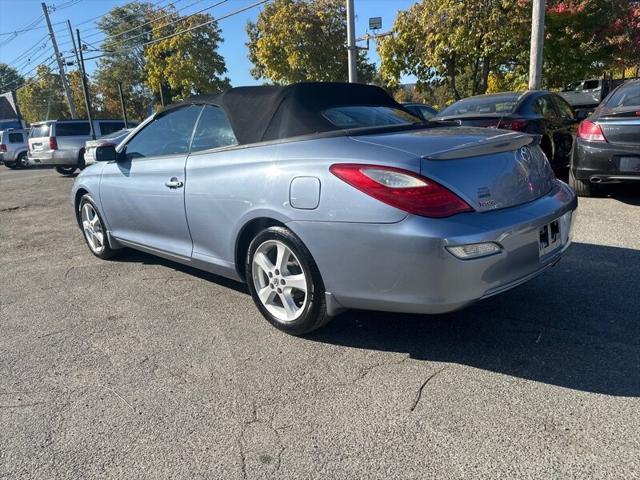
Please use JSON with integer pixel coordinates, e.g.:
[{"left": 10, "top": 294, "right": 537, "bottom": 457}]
[{"left": 570, "top": 79, "right": 640, "bottom": 196}]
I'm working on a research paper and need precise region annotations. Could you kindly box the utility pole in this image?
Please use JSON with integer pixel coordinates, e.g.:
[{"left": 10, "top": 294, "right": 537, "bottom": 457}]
[
  {"left": 67, "top": 20, "right": 81, "bottom": 69},
  {"left": 76, "top": 29, "right": 95, "bottom": 140},
  {"left": 346, "top": 0, "right": 357, "bottom": 83},
  {"left": 41, "top": 2, "right": 77, "bottom": 118},
  {"left": 117, "top": 82, "right": 129, "bottom": 127},
  {"left": 528, "top": 0, "right": 546, "bottom": 90}
]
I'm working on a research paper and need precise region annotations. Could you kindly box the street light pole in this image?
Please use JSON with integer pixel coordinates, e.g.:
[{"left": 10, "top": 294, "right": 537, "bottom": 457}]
[
  {"left": 346, "top": 0, "right": 357, "bottom": 83},
  {"left": 528, "top": 0, "right": 546, "bottom": 90}
]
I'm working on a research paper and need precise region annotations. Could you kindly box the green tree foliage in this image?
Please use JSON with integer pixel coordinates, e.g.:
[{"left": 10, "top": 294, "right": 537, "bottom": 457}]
[
  {"left": 544, "top": 0, "right": 630, "bottom": 88},
  {"left": 145, "top": 11, "right": 229, "bottom": 102},
  {"left": 0, "top": 63, "right": 24, "bottom": 92},
  {"left": 378, "top": 0, "right": 529, "bottom": 101},
  {"left": 16, "top": 65, "right": 69, "bottom": 124},
  {"left": 93, "top": 1, "right": 155, "bottom": 120},
  {"left": 246, "top": 0, "right": 376, "bottom": 84}
]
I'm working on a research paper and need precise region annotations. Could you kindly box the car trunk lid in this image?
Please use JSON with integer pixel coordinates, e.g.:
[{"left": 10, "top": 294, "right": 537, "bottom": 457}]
[
  {"left": 351, "top": 127, "right": 555, "bottom": 212},
  {"left": 597, "top": 109, "right": 640, "bottom": 146}
]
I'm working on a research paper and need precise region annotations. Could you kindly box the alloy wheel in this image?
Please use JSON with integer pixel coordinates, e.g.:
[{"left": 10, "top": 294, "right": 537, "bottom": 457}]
[
  {"left": 81, "top": 203, "right": 105, "bottom": 254},
  {"left": 251, "top": 239, "right": 308, "bottom": 323}
]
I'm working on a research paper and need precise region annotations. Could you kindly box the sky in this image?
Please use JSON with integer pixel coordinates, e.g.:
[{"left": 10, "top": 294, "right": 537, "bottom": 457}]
[{"left": 0, "top": 0, "right": 418, "bottom": 87}]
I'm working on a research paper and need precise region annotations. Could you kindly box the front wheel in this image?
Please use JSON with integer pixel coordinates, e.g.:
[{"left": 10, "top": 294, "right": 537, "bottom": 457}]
[
  {"left": 56, "top": 166, "right": 77, "bottom": 176},
  {"left": 246, "top": 227, "right": 332, "bottom": 335},
  {"left": 78, "top": 194, "right": 116, "bottom": 260}
]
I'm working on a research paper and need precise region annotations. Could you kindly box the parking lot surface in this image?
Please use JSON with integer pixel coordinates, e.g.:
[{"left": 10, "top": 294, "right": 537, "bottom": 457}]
[{"left": 1, "top": 167, "right": 639, "bottom": 479}]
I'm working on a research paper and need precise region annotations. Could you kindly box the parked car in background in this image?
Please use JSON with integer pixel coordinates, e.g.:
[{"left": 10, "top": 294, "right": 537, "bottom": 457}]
[
  {"left": 0, "top": 128, "right": 29, "bottom": 169},
  {"left": 402, "top": 103, "right": 438, "bottom": 121},
  {"left": 72, "top": 82, "right": 576, "bottom": 335},
  {"left": 570, "top": 79, "right": 640, "bottom": 196},
  {"left": 435, "top": 91, "right": 578, "bottom": 169},
  {"left": 28, "top": 119, "right": 129, "bottom": 175},
  {"left": 560, "top": 79, "right": 604, "bottom": 108},
  {"left": 84, "top": 128, "right": 135, "bottom": 165}
]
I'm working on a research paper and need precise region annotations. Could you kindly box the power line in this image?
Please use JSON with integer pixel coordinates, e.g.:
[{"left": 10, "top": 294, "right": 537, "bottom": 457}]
[
  {"left": 93, "top": 0, "right": 230, "bottom": 52},
  {"left": 85, "top": 0, "right": 260, "bottom": 61},
  {"left": 3, "top": 56, "right": 57, "bottom": 91},
  {"left": 82, "top": 0, "right": 200, "bottom": 41},
  {"left": 6, "top": 34, "right": 50, "bottom": 66}
]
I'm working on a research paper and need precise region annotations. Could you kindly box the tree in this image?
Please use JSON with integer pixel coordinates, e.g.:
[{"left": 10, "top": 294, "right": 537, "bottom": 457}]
[
  {"left": 16, "top": 65, "right": 69, "bottom": 124},
  {"left": 145, "top": 11, "right": 229, "bottom": 101},
  {"left": 377, "top": 0, "right": 529, "bottom": 102},
  {"left": 0, "top": 63, "right": 24, "bottom": 92},
  {"left": 544, "top": 0, "right": 630, "bottom": 88},
  {"left": 246, "top": 0, "right": 376, "bottom": 84},
  {"left": 93, "top": 1, "right": 155, "bottom": 120}
]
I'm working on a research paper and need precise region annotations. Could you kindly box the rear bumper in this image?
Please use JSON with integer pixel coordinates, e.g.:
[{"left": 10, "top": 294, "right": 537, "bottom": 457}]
[
  {"left": 288, "top": 180, "right": 577, "bottom": 315},
  {"left": 572, "top": 138, "right": 640, "bottom": 183},
  {"left": 28, "top": 150, "right": 79, "bottom": 166}
]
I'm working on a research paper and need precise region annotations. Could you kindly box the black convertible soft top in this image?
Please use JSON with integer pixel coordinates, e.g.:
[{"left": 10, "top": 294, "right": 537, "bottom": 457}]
[{"left": 170, "top": 82, "right": 405, "bottom": 145}]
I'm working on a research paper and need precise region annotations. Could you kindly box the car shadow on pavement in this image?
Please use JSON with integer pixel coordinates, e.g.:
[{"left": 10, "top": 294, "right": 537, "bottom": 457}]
[
  {"left": 308, "top": 242, "right": 640, "bottom": 397},
  {"left": 114, "top": 249, "right": 249, "bottom": 295}
]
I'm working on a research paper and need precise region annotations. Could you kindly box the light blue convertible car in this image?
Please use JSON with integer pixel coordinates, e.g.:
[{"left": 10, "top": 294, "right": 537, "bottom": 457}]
[{"left": 72, "top": 82, "right": 577, "bottom": 335}]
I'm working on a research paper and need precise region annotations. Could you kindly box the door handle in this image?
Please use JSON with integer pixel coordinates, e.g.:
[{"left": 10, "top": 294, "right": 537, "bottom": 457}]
[{"left": 165, "top": 177, "right": 184, "bottom": 189}]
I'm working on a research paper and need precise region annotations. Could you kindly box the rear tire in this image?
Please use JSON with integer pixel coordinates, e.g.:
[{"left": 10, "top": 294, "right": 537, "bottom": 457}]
[
  {"left": 569, "top": 168, "right": 598, "bottom": 197},
  {"left": 246, "top": 226, "right": 332, "bottom": 335},
  {"left": 17, "top": 152, "right": 29, "bottom": 169},
  {"left": 4, "top": 161, "right": 17, "bottom": 169},
  {"left": 56, "top": 166, "right": 77, "bottom": 176}
]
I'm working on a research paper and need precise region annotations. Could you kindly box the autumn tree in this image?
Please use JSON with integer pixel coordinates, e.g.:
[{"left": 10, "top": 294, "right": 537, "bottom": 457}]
[
  {"left": 0, "top": 63, "right": 24, "bottom": 92},
  {"left": 93, "top": 1, "right": 155, "bottom": 120},
  {"left": 145, "top": 11, "right": 229, "bottom": 102},
  {"left": 246, "top": 0, "right": 376, "bottom": 84},
  {"left": 378, "top": 0, "right": 529, "bottom": 101},
  {"left": 544, "top": 0, "right": 630, "bottom": 88},
  {"left": 16, "top": 65, "right": 69, "bottom": 124}
]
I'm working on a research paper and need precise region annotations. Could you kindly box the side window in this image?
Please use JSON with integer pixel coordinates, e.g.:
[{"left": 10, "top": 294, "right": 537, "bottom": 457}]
[
  {"left": 190, "top": 105, "right": 238, "bottom": 152},
  {"left": 552, "top": 95, "right": 575, "bottom": 121},
  {"left": 8, "top": 132, "right": 23, "bottom": 143},
  {"left": 534, "top": 96, "right": 558, "bottom": 119},
  {"left": 99, "top": 122, "right": 125, "bottom": 135},
  {"left": 418, "top": 106, "right": 436, "bottom": 120},
  {"left": 583, "top": 80, "right": 599, "bottom": 90},
  {"left": 56, "top": 122, "right": 91, "bottom": 136},
  {"left": 124, "top": 105, "right": 202, "bottom": 159}
]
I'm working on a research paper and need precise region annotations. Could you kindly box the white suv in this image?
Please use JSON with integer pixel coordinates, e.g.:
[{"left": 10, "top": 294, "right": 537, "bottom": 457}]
[
  {"left": 28, "top": 119, "right": 128, "bottom": 175},
  {"left": 0, "top": 129, "right": 29, "bottom": 169}
]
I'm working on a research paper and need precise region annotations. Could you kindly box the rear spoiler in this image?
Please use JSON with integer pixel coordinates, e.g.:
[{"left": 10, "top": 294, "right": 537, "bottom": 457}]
[{"left": 423, "top": 132, "right": 538, "bottom": 160}]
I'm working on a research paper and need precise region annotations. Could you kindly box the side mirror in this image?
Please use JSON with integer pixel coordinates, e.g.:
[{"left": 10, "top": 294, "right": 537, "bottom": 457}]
[
  {"left": 95, "top": 144, "right": 117, "bottom": 162},
  {"left": 575, "top": 110, "right": 589, "bottom": 122}
]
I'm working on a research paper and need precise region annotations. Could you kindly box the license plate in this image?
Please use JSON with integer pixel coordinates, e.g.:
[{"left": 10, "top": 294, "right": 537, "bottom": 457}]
[
  {"left": 539, "top": 212, "right": 572, "bottom": 258},
  {"left": 619, "top": 157, "right": 640, "bottom": 173}
]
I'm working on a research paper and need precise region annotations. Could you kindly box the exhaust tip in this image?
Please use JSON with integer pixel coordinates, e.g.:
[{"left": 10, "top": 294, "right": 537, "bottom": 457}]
[{"left": 590, "top": 176, "right": 602, "bottom": 184}]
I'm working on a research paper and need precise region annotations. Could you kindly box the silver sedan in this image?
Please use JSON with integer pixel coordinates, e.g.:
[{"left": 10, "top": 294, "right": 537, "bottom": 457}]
[{"left": 72, "top": 83, "right": 577, "bottom": 335}]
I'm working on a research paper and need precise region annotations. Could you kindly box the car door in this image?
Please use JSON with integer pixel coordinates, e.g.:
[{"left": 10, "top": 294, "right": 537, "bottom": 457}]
[
  {"left": 550, "top": 94, "right": 578, "bottom": 165},
  {"left": 533, "top": 95, "right": 564, "bottom": 165},
  {"left": 99, "top": 104, "right": 203, "bottom": 258}
]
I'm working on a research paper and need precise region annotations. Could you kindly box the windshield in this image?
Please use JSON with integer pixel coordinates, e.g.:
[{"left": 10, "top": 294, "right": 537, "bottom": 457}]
[
  {"left": 439, "top": 94, "right": 520, "bottom": 117},
  {"left": 322, "top": 106, "right": 420, "bottom": 129}
]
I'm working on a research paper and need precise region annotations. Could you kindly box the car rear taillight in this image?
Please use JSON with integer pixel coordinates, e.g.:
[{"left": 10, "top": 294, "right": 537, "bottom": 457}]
[
  {"left": 0, "top": 144, "right": 6, "bottom": 152},
  {"left": 330, "top": 163, "right": 473, "bottom": 218},
  {"left": 49, "top": 137, "right": 58, "bottom": 150},
  {"left": 577, "top": 120, "right": 607, "bottom": 142},
  {"left": 497, "top": 119, "right": 528, "bottom": 131}
]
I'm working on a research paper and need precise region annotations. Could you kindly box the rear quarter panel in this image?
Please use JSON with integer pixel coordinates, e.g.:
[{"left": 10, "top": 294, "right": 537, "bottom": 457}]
[{"left": 184, "top": 136, "right": 418, "bottom": 267}]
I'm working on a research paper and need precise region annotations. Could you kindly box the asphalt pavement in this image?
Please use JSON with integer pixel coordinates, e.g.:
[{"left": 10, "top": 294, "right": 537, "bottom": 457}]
[{"left": 1, "top": 167, "right": 638, "bottom": 479}]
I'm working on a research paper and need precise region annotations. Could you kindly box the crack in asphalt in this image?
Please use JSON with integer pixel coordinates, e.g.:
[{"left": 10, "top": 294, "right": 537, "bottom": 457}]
[{"left": 410, "top": 366, "right": 448, "bottom": 412}]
